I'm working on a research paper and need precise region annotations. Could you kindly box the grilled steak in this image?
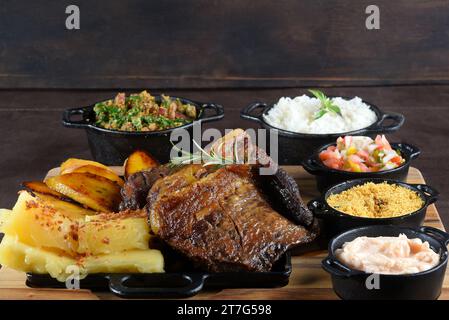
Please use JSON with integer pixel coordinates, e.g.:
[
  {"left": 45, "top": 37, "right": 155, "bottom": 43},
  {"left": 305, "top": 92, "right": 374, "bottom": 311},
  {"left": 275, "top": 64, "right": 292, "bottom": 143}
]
[
  {"left": 252, "top": 167, "right": 314, "bottom": 227},
  {"left": 119, "top": 166, "right": 173, "bottom": 210},
  {"left": 120, "top": 129, "right": 318, "bottom": 271},
  {"left": 147, "top": 164, "right": 318, "bottom": 272},
  {"left": 122, "top": 165, "right": 315, "bottom": 227}
]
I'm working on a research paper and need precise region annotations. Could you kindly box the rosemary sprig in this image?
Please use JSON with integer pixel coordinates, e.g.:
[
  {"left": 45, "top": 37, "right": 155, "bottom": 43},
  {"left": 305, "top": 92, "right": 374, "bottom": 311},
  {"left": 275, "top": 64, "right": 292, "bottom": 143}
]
[
  {"left": 169, "top": 140, "right": 239, "bottom": 168},
  {"left": 309, "top": 89, "right": 342, "bottom": 120}
]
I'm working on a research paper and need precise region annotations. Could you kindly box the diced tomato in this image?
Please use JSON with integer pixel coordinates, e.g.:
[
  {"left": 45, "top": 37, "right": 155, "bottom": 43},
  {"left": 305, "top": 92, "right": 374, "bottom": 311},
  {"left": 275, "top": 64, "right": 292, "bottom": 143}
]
[
  {"left": 319, "top": 151, "right": 330, "bottom": 161},
  {"left": 390, "top": 156, "right": 403, "bottom": 165},
  {"left": 323, "top": 135, "right": 402, "bottom": 172},
  {"left": 381, "top": 135, "right": 392, "bottom": 150},
  {"left": 323, "top": 158, "right": 342, "bottom": 170},
  {"left": 348, "top": 154, "right": 363, "bottom": 164},
  {"left": 175, "top": 112, "right": 188, "bottom": 119},
  {"left": 374, "top": 135, "right": 383, "bottom": 147},
  {"left": 356, "top": 150, "right": 370, "bottom": 161},
  {"left": 319, "top": 148, "right": 339, "bottom": 161},
  {"left": 375, "top": 135, "right": 392, "bottom": 151}
]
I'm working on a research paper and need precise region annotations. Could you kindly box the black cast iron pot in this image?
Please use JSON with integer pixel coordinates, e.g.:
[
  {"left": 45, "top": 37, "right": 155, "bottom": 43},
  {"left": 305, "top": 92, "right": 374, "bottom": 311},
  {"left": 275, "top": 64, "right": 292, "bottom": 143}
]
[
  {"left": 308, "top": 178, "right": 439, "bottom": 239},
  {"left": 303, "top": 142, "right": 420, "bottom": 193},
  {"left": 322, "top": 225, "right": 449, "bottom": 300},
  {"left": 240, "top": 99, "right": 404, "bottom": 165},
  {"left": 62, "top": 95, "right": 224, "bottom": 165}
]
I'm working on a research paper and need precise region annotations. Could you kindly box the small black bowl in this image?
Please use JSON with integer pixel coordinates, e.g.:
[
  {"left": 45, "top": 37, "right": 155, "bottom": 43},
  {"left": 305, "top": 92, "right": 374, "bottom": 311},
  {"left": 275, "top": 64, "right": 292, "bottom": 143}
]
[
  {"left": 308, "top": 178, "right": 439, "bottom": 238},
  {"left": 240, "top": 98, "right": 404, "bottom": 165},
  {"left": 63, "top": 95, "right": 224, "bottom": 165},
  {"left": 322, "top": 225, "right": 449, "bottom": 300},
  {"left": 302, "top": 142, "right": 420, "bottom": 193}
]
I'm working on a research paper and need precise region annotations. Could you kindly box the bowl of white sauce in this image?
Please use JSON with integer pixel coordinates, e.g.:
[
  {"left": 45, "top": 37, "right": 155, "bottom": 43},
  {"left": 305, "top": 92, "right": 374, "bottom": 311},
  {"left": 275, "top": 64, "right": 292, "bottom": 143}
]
[{"left": 322, "top": 225, "right": 449, "bottom": 300}]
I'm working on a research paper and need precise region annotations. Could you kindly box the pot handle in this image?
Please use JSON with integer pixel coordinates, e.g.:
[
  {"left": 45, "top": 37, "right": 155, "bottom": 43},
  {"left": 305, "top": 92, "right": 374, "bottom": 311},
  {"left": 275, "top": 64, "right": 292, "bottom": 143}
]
[
  {"left": 240, "top": 102, "right": 267, "bottom": 123},
  {"left": 365, "top": 112, "right": 405, "bottom": 134},
  {"left": 62, "top": 107, "right": 91, "bottom": 129},
  {"left": 396, "top": 143, "right": 420, "bottom": 160},
  {"left": 322, "top": 256, "right": 354, "bottom": 277},
  {"left": 419, "top": 226, "right": 449, "bottom": 246},
  {"left": 414, "top": 184, "right": 439, "bottom": 205},
  {"left": 308, "top": 198, "right": 331, "bottom": 219},
  {"left": 199, "top": 103, "right": 224, "bottom": 123},
  {"left": 302, "top": 158, "right": 323, "bottom": 175},
  {"left": 108, "top": 273, "right": 206, "bottom": 299}
]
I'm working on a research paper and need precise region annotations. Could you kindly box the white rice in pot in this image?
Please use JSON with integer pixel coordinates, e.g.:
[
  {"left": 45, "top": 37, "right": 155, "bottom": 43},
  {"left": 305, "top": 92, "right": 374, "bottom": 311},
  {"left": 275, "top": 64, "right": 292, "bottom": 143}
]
[{"left": 263, "top": 95, "right": 377, "bottom": 134}]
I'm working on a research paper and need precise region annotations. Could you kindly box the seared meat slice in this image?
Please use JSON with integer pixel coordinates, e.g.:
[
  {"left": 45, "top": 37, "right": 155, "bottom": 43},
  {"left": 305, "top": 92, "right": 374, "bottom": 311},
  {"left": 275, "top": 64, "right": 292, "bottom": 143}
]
[
  {"left": 146, "top": 165, "right": 210, "bottom": 208},
  {"left": 253, "top": 167, "right": 314, "bottom": 227},
  {"left": 120, "top": 129, "right": 277, "bottom": 211},
  {"left": 148, "top": 164, "right": 318, "bottom": 272},
  {"left": 119, "top": 166, "right": 173, "bottom": 210},
  {"left": 120, "top": 164, "right": 315, "bottom": 227}
]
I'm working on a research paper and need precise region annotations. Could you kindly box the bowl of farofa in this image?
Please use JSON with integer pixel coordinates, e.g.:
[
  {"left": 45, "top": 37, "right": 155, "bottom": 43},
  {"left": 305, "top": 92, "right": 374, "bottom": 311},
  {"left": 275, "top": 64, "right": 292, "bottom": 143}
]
[{"left": 308, "top": 179, "right": 439, "bottom": 238}]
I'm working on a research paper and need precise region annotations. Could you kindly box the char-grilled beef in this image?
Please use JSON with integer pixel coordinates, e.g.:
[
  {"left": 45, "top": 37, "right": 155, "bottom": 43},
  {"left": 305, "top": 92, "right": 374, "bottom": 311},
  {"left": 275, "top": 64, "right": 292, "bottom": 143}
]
[
  {"left": 147, "top": 164, "right": 318, "bottom": 272},
  {"left": 252, "top": 167, "right": 314, "bottom": 227},
  {"left": 119, "top": 128, "right": 318, "bottom": 272},
  {"left": 119, "top": 166, "right": 173, "bottom": 210}
]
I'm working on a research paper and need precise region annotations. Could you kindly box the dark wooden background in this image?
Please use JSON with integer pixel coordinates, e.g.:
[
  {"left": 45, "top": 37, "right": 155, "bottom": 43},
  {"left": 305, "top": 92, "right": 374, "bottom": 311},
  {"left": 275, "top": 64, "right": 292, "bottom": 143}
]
[
  {"left": 1, "top": 0, "right": 449, "bottom": 89},
  {"left": 0, "top": 1, "right": 448, "bottom": 226}
]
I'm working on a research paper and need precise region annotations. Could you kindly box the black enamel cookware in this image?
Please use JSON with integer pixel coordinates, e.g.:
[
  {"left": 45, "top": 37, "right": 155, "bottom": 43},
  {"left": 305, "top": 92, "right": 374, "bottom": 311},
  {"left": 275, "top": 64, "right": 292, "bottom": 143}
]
[
  {"left": 303, "top": 142, "right": 420, "bottom": 192},
  {"left": 323, "top": 225, "right": 449, "bottom": 300},
  {"left": 308, "top": 178, "right": 439, "bottom": 238},
  {"left": 241, "top": 98, "right": 404, "bottom": 165},
  {"left": 63, "top": 95, "right": 224, "bottom": 165}
]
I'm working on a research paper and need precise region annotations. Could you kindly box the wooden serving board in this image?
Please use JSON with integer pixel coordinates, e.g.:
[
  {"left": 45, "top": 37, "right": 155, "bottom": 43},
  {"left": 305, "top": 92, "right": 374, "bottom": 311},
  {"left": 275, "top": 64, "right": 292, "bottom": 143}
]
[{"left": 0, "top": 167, "right": 445, "bottom": 300}]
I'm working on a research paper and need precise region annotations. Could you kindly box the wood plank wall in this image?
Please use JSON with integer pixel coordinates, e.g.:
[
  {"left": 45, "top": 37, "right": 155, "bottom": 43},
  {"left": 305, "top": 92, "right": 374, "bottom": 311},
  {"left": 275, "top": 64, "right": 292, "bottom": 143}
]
[{"left": 0, "top": 0, "right": 448, "bottom": 89}]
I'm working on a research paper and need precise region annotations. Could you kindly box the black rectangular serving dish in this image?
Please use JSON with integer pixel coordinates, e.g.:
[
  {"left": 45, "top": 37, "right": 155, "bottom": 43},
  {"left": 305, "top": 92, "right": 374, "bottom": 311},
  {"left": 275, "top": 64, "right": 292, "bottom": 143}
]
[{"left": 26, "top": 252, "right": 292, "bottom": 299}]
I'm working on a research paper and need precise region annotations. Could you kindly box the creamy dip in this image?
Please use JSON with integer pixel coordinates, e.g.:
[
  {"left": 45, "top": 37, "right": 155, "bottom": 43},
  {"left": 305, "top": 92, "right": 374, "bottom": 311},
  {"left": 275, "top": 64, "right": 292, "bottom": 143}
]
[{"left": 336, "top": 234, "right": 440, "bottom": 275}]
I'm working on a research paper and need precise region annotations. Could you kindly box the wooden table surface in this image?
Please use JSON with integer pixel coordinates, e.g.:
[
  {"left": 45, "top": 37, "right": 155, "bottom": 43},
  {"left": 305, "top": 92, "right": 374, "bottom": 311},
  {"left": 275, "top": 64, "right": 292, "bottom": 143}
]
[{"left": 0, "top": 166, "right": 445, "bottom": 300}]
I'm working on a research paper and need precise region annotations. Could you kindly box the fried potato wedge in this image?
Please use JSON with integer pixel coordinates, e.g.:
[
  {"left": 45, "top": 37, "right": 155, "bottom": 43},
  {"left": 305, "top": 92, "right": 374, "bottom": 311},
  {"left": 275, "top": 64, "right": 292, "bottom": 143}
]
[
  {"left": 45, "top": 172, "right": 121, "bottom": 212},
  {"left": 60, "top": 158, "right": 114, "bottom": 175},
  {"left": 71, "top": 165, "right": 124, "bottom": 187},
  {"left": 31, "top": 192, "right": 95, "bottom": 218},
  {"left": 124, "top": 150, "right": 159, "bottom": 178},
  {"left": 22, "top": 181, "right": 68, "bottom": 199}
]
